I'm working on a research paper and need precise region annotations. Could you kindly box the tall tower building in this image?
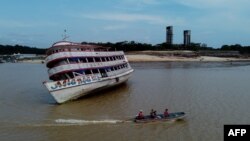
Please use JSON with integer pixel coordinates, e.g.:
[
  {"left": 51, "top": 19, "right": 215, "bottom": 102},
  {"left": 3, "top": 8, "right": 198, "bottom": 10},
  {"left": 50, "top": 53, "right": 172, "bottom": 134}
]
[
  {"left": 166, "top": 26, "right": 173, "bottom": 45},
  {"left": 183, "top": 30, "right": 191, "bottom": 46}
]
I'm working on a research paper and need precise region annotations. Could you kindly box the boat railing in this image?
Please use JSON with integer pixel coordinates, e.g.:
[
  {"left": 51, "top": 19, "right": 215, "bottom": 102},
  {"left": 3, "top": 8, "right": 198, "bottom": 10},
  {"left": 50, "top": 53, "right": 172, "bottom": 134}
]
[
  {"left": 106, "top": 67, "right": 131, "bottom": 77},
  {"left": 48, "top": 60, "right": 126, "bottom": 76},
  {"left": 45, "top": 51, "right": 124, "bottom": 64}
]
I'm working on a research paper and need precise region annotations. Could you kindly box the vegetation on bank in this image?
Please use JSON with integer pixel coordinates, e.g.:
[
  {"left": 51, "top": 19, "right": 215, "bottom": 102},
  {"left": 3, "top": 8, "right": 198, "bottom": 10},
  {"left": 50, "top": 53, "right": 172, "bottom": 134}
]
[
  {"left": 82, "top": 41, "right": 250, "bottom": 55},
  {"left": 0, "top": 44, "right": 46, "bottom": 55},
  {"left": 0, "top": 42, "right": 250, "bottom": 55}
]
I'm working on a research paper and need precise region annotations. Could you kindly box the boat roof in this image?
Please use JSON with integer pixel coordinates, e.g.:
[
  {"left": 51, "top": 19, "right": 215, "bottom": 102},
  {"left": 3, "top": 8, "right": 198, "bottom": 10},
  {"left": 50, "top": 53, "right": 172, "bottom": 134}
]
[
  {"left": 52, "top": 41, "right": 79, "bottom": 47},
  {"left": 50, "top": 41, "right": 110, "bottom": 49}
]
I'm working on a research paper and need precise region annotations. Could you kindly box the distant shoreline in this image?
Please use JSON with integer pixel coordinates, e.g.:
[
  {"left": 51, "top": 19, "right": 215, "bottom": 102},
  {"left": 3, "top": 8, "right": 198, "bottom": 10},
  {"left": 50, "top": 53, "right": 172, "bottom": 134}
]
[
  {"left": 126, "top": 54, "right": 250, "bottom": 62},
  {"left": 126, "top": 51, "right": 250, "bottom": 62},
  {"left": 15, "top": 50, "right": 250, "bottom": 64}
]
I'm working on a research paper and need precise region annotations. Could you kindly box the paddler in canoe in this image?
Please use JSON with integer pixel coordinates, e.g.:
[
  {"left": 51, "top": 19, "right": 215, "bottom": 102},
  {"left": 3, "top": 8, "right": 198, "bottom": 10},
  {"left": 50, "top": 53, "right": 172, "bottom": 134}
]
[
  {"left": 136, "top": 110, "right": 145, "bottom": 119},
  {"left": 164, "top": 108, "right": 169, "bottom": 117},
  {"left": 150, "top": 109, "right": 157, "bottom": 118},
  {"left": 134, "top": 108, "right": 185, "bottom": 123}
]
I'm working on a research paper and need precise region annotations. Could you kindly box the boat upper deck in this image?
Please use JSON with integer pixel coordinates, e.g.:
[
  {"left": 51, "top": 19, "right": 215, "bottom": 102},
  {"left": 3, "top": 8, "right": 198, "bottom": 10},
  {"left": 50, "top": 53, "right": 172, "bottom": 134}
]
[
  {"left": 45, "top": 41, "right": 132, "bottom": 81},
  {"left": 46, "top": 41, "right": 110, "bottom": 56}
]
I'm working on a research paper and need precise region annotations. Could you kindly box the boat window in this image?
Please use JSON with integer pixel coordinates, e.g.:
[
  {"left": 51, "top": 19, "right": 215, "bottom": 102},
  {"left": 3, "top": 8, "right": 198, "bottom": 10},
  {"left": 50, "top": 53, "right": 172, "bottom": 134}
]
[
  {"left": 87, "top": 57, "right": 94, "bottom": 62},
  {"left": 99, "top": 69, "right": 105, "bottom": 73},
  {"left": 106, "top": 68, "right": 111, "bottom": 72},
  {"left": 100, "top": 57, "right": 103, "bottom": 62},
  {"left": 76, "top": 70, "right": 85, "bottom": 75},
  {"left": 79, "top": 58, "right": 87, "bottom": 63},
  {"left": 99, "top": 69, "right": 108, "bottom": 77},
  {"left": 92, "top": 69, "right": 99, "bottom": 74},
  {"left": 60, "top": 75, "right": 67, "bottom": 80},
  {"left": 95, "top": 57, "right": 101, "bottom": 62},
  {"left": 85, "top": 70, "right": 92, "bottom": 75},
  {"left": 69, "top": 58, "right": 77, "bottom": 63},
  {"left": 111, "top": 67, "right": 114, "bottom": 71}
]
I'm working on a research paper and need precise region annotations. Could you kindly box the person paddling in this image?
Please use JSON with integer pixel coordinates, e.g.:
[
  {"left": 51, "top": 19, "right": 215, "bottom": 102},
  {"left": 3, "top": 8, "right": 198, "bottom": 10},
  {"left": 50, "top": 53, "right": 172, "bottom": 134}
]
[
  {"left": 150, "top": 109, "right": 157, "bottom": 118},
  {"left": 137, "top": 110, "right": 144, "bottom": 119},
  {"left": 164, "top": 108, "right": 169, "bottom": 117}
]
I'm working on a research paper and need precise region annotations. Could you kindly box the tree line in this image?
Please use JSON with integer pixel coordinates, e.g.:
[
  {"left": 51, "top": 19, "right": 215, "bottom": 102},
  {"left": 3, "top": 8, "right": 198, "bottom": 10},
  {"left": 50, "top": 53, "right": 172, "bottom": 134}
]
[
  {"left": 82, "top": 41, "right": 250, "bottom": 54},
  {"left": 0, "top": 42, "right": 250, "bottom": 55},
  {"left": 0, "top": 44, "right": 46, "bottom": 55}
]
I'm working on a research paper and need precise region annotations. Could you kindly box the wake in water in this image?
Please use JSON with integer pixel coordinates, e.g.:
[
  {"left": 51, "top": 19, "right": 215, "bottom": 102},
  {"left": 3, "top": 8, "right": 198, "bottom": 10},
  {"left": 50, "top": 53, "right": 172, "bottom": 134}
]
[
  {"left": 55, "top": 119, "right": 129, "bottom": 125},
  {"left": 16, "top": 119, "right": 132, "bottom": 127}
]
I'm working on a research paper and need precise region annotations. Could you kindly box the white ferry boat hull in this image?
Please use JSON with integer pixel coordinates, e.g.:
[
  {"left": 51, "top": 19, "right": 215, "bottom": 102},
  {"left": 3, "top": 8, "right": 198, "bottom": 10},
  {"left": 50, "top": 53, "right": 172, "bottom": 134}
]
[
  {"left": 43, "top": 41, "right": 134, "bottom": 103},
  {"left": 44, "top": 72, "right": 132, "bottom": 103}
]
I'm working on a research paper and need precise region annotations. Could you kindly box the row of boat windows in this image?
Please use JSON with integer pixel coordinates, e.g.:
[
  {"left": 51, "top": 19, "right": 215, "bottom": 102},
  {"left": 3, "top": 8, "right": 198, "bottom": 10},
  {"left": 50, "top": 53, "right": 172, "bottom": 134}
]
[
  {"left": 48, "top": 47, "right": 108, "bottom": 55},
  {"left": 49, "top": 55, "right": 125, "bottom": 68},
  {"left": 51, "top": 63, "right": 129, "bottom": 80}
]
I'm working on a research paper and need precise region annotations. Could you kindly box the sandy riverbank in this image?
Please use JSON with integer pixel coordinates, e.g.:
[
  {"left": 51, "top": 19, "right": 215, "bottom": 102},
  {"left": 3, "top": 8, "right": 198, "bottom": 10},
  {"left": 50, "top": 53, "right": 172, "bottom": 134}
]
[
  {"left": 126, "top": 50, "right": 250, "bottom": 62},
  {"left": 126, "top": 54, "right": 250, "bottom": 62}
]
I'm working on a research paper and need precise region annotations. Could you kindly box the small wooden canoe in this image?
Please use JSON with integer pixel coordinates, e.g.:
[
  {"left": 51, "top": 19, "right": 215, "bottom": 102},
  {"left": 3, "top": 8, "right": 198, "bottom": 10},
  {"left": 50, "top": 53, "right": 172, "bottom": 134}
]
[{"left": 134, "top": 112, "right": 185, "bottom": 123}]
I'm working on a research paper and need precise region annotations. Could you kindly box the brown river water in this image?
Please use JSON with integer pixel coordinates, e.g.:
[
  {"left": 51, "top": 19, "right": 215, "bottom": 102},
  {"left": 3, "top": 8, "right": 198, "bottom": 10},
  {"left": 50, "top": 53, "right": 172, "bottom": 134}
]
[{"left": 1, "top": 62, "right": 250, "bottom": 141}]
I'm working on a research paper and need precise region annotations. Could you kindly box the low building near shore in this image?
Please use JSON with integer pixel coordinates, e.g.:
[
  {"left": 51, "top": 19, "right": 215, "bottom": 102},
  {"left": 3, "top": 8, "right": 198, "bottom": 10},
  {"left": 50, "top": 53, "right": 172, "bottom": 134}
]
[
  {"left": 0, "top": 53, "right": 46, "bottom": 63},
  {"left": 13, "top": 53, "right": 37, "bottom": 59}
]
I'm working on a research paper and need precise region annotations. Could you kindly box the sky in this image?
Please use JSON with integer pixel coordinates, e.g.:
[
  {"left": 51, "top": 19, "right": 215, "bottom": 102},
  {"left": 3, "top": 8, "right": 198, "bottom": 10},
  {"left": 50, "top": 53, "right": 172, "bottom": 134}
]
[{"left": 0, "top": 0, "right": 250, "bottom": 48}]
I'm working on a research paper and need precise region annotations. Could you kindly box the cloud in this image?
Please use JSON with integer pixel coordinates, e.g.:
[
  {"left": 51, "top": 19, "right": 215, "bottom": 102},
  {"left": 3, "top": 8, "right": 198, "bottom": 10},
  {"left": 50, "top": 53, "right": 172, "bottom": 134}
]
[
  {"left": 0, "top": 20, "right": 56, "bottom": 28},
  {"left": 176, "top": 0, "right": 226, "bottom": 8},
  {"left": 122, "top": 0, "right": 160, "bottom": 5},
  {"left": 175, "top": 0, "right": 250, "bottom": 10},
  {"left": 103, "top": 25, "right": 128, "bottom": 30},
  {"left": 82, "top": 13, "right": 163, "bottom": 23},
  {"left": 80, "top": 12, "right": 185, "bottom": 25},
  {"left": 115, "top": 0, "right": 163, "bottom": 11}
]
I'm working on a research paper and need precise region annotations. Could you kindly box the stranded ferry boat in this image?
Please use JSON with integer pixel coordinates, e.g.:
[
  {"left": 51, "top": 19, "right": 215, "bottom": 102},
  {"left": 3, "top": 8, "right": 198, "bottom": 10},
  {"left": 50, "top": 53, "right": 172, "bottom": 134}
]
[{"left": 43, "top": 41, "right": 134, "bottom": 103}]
